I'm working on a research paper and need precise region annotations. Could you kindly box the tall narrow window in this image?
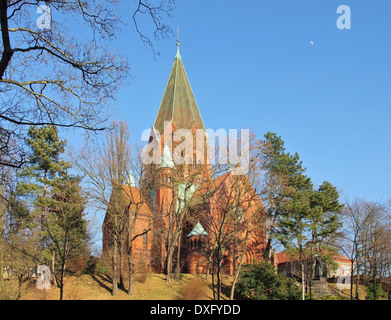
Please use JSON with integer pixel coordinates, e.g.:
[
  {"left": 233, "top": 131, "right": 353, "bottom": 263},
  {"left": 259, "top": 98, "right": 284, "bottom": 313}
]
[{"left": 143, "top": 229, "right": 148, "bottom": 248}]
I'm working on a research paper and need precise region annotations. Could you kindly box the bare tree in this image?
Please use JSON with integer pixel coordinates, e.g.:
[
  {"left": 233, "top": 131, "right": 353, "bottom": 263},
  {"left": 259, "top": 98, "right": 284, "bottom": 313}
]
[
  {"left": 358, "top": 203, "right": 390, "bottom": 299},
  {"left": 0, "top": 0, "right": 174, "bottom": 168},
  {"left": 72, "top": 120, "right": 130, "bottom": 296},
  {"left": 162, "top": 162, "right": 209, "bottom": 284},
  {"left": 193, "top": 165, "right": 265, "bottom": 300},
  {"left": 339, "top": 198, "right": 384, "bottom": 299},
  {"left": 0, "top": 164, "right": 37, "bottom": 299},
  {"left": 132, "top": 0, "right": 175, "bottom": 57},
  {"left": 122, "top": 144, "right": 154, "bottom": 295},
  {"left": 72, "top": 121, "right": 153, "bottom": 296},
  {"left": 0, "top": 0, "right": 129, "bottom": 167}
]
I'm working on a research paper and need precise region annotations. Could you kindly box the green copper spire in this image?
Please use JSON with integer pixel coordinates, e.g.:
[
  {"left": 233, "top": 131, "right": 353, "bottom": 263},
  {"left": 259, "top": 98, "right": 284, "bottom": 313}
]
[{"left": 153, "top": 40, "right": 205, "bottom": 132}]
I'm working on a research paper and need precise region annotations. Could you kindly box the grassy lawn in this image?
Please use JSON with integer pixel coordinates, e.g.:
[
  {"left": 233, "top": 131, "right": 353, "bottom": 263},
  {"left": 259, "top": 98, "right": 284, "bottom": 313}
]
[
  {"left": 328, "top": 282, "right": 388, "bottom": 300},
  {"left": 11, "top": 273, "right": 234, "bottom": 300},
  {"left": 5, "top": 273, "right": 388, "bottom": 300}
]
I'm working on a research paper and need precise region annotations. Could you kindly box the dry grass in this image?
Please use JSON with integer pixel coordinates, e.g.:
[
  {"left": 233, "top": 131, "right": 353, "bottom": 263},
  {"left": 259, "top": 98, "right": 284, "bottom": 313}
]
[
  {"left": 12, "top": 273, "right": 233, "bottom": 300},
  {"left": 178, "top": 277, "right": 209, "bottom": 300},
  {"left": 9, "top": 274, "right": 387, "bottom": 300},
  {"left": 328, "top": 283, "right": 388, "bottom": 300}
]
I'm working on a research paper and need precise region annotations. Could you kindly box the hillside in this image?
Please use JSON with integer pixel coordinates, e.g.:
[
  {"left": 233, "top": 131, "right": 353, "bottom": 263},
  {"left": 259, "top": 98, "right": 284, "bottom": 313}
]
[{"left": 16, "top": 273, "right": 233, "bottom": 300}]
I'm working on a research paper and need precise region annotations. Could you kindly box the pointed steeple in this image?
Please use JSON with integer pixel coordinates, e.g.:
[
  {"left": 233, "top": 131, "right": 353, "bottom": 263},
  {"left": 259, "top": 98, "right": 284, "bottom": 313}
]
[
  {"left": 175, "top": 39, "right": 181, "bottom": 60},
  {"left": 126, "top": 170, "right": 136, "bottom": 187},
  {"left": 158, "top": 144, "right": 175, "bottom": 169},
  {"left": 187, "top": 219, "right": 208, "bottom": 237},
  {"left": 153, "top": 43, "right": 205, "bottom": 132}
]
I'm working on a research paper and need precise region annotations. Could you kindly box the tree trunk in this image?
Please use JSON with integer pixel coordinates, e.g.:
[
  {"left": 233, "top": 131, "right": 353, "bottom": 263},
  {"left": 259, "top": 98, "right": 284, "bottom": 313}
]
[
  {"left": 229, "top": 256, "right": 242, "bottom": 300},
  {"left": 0, "top": 236, "right": 4, "bottom": 295},
  {"left": 0, "top": 0, "right": 14, "bottom": 79},
  {"left": 59, "top": 262, "right": 65, "bottom": 300},
  {"left": 355, "top": 262, "right": 360, "bottom": 300},
  {"left": 127, "top": 245, "right": 135, "bottom": 296},
  {"left": 211, "top": 267, "right": 216, "bottom": 300},
  {"left": 52, "top": 250, "right": 58, "bottom": 287},
  {"left": 112, "top": 237, "right": 119, "bottom": 296},
  {"left": 301, "top": 262, "right": 305, "bottom": 300},
  {"left": 165, "top": 242, "right": 174, "bottom": 283},
  {"left": 230, "top": 229, "right": 249, "bottom": 300},
  {"left": 119, "top": 242, "right": 125, "bottom": 290},
  {"left": 216, "top": 258, "right": 222, "bottom": 301},
  {"left": 174, "top": 233, "right": 182, "bottom": 281},
  {"left": 165, "top": 189, "right": 178, "bottom": 284},
  {"left": 205, "top": 260, "right": 211, "bottom": 281},
  {"left": 299, "top": 246, "right": 305, "bottom": 300},
  {"left": 350, "top": 259, "right": 354, "bottom": 300}
]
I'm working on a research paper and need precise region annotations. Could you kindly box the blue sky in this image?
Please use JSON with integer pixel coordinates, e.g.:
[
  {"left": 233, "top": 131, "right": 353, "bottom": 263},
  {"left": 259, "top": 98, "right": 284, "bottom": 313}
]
[
  {"left": 61, "top": 0, "right": 391, "bottom": 205},
  {"left": 104, "top": 0, "right": 391, "bottom": 203}
]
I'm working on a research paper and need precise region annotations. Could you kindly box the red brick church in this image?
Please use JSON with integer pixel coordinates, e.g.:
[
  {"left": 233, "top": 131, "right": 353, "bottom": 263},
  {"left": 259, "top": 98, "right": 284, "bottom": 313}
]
[{"left": 102, "top": 43, "right": 266, "bottom": 275}]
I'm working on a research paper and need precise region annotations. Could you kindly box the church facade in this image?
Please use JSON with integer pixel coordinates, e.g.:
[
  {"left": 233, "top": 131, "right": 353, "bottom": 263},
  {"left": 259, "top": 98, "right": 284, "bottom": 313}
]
[{"left": 102, "top": 43, "right": 266, "bottom": 275}]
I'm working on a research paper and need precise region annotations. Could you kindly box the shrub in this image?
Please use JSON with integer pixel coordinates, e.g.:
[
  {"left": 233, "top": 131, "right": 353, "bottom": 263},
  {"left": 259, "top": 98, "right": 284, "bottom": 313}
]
[
  {"left": 136, "top": 262, "right": 150, "bottom": 284},
  {"left": 366, "top": 283, "right": 384, "bottom": 300},
  {"left": 236, "top": 261, "right": 301, "bottom": 300},
  {"left": 67, "top": 257, "right": 88, "bottom": 277}
]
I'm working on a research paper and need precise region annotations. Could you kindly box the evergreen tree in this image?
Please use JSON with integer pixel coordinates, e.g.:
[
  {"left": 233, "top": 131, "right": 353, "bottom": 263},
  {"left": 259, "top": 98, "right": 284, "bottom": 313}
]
[
  {"left": 15, "top": 125, "right": 74, "bottom": 281},
  {"left": 306, "top": 181, "right": 343, "bottom": 298},
  {"left": 259, "top": 132, "right": 312, "bottom": 260},
  {"left": 44, "top": 173, "right": 89, "bottom": 300},
  {"left": 309, "top": 181, "right": 343, "bottom": 248},
  {"left": 17, "top": 125, "right": 69, "bottom": 223},
  {"left": 259, "top": 132, "right": 343, "bottom": 299},
  {"left": 366, "top": 283, "right": 384, "bottom": 300},
  {"left": 277, "top": 184, "right": 313, "bottom": 300},
  {"left": 276, "top": 174, "right": 343, "bottom": 300},
  {"left": 261, "top": 134, "right": 338, "bottom": 299}
]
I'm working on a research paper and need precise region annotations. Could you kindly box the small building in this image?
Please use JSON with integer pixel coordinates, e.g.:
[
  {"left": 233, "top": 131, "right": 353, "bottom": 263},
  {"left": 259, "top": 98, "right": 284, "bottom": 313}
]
[
  {"left": 327, "top": 253, "right": 352, "bottom": 278},
  {"left": 273, "top": 251, "right": 352, "bottom": 279}
]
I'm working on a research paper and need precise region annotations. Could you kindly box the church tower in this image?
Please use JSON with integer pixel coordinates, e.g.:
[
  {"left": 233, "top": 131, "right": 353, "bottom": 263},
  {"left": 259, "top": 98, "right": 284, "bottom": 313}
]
[{"left": 147, "top": 42, "right": 211, "bottom": 272}]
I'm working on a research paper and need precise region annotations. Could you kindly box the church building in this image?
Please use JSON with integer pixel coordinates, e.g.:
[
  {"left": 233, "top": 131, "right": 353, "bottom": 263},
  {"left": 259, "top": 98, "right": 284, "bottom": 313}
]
[{"left": 102, "top": 42, "right": 266, "bottom": 276}]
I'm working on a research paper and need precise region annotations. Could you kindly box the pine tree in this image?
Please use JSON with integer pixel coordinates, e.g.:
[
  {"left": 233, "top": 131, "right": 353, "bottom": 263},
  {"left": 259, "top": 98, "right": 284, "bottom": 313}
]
[
  {"left": 16, "top": 125, "right": 89, "bottom": 299},
  {"left": 309, "top": 181, "right": 343, "bottom": 247},
  {"left": 259, "top": 132, "right": 312, "bottom": 260},
  {"left": 260, "top": 133, "right": 314, "bottom": 300},
  {"left": 16, "top": 125, "right": 70, "bottom": 275},
  {"left": 44, "top": 173, "right": 88, "bottom": 300},
  {"left": 277, "top": 184, "right": 313, "bottom": 300},
  {"left": 17, "top": 125, "right": 69, "bottom": 220},
  {"left": 305, "top": 181, "right": 343, "bottom": 298}
]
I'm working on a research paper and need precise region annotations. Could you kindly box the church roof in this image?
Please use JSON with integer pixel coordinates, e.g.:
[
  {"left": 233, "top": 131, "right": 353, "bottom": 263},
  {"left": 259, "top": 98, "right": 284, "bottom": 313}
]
[
  {"left": 121, "top": 185, "right": 153, "bottom": 217},
  {"left": 153, "top": 43, "right": 205, "bottom": 132},
  {"left": 274, "top": 251, "right": 351, "bottom": 266},
  {"left": 187, "top": 220, "right": 208, "bottom": 237}
]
